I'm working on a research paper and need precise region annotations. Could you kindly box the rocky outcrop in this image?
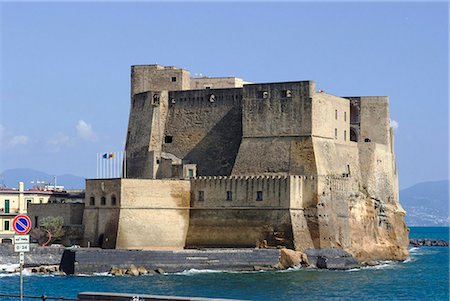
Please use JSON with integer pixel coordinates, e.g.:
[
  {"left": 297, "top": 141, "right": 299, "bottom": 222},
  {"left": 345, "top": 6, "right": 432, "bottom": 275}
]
[
  {"left": 305, "top": 248, "right": 359, "bottom": 270},
  {"left": 409, "top": 239, "right": 449, "bottom": 247},
  {"left": 278, "top": 249, "right": 309, "bottom": 269}
]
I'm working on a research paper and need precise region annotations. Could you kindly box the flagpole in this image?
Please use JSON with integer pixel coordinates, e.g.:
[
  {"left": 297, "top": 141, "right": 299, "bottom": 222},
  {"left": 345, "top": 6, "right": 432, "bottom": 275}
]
[{"left": 96, "top": 153, "right": 98, "bottom": 179}]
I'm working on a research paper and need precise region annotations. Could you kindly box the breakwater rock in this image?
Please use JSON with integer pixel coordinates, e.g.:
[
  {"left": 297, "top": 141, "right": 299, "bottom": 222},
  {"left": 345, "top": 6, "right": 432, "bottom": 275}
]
[
  {"left": 409, "top": 239, "right": 449, "bottom": 247},
  {"left": 305, "top": 248, "right": 359, "bottom": 270}
]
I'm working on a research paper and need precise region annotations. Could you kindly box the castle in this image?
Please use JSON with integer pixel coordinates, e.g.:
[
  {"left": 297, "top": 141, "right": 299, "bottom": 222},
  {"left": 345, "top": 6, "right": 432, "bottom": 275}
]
[{"left": 84, "top": 64, "right": 409, "bottom": 262}]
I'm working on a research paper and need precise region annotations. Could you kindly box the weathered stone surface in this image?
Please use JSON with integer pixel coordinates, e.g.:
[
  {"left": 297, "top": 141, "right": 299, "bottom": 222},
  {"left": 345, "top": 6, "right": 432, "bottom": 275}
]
[
  {"left": 305, "top": 248, "right": 359, "bottom": 270},
  {"left": 279, "top": 248, "right": 309, "bottom": 269}
]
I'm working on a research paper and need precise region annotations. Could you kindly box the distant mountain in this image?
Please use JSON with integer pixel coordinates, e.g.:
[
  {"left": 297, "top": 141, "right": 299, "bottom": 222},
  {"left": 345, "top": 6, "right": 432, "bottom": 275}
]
[
  {"left": 0, "top": 168, "right": 85, "bottom": 190},
  {"left": 400, "top": 180, "right": 449, "bottom": 226}
]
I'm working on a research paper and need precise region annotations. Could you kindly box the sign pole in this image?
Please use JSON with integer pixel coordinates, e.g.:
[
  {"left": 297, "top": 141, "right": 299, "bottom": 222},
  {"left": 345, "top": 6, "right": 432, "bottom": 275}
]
[
  {"left": 19, "top": 252, "right": 23, "bottom": 301},
  {"left": 12, "top": 215, "right": 31, "bottom": 301}
]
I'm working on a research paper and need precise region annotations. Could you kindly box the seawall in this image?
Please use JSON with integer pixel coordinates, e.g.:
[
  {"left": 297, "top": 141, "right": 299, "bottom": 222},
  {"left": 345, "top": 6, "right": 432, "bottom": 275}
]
[{"left": 60, "top": 248, "right": 281, "bottom": 274}]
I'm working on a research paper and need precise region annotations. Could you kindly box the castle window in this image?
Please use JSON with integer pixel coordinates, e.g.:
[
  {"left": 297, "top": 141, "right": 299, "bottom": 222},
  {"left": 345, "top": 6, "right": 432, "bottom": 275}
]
[
  {"left": 344, "top": 112, "right": 347, "bottom": 121},
  {"left": 335, "top": 128, "right": 338, "bottom": 139},
  {"left": 111, "top": 195, "right": 117, "bottom": 206},
  {"left": 350, "top": 128, "right": 358, "bottom": 142},
  {"left": 165, "top": 135, "right": 173, "bottom": 143},
  {"left": 4, "top": 220, "right": 10, "bottom": 231},
  {"left": 344, "top": 130, "right": 347, "bottom": 141},
  {"left": 226, "top": 191, "right": 232, "bottom": 201},
  {"left": 101, "top": 197, "right": 106, "bottom": 206},
  {"left": 205, "top": 86, "right": 211, "bottom": 90},
  {"left": 188, "top": 169, "right": 194, "bottom": 178},
  {"left": 259, "top": 91, "right": 269, "bottom": 99},
  {"left": 335, "top": 110, "right": 338, "bottom": 120},
  {"left": 152, "top": 94, "right": 160, "bottom": 105},
  {"left": 171, "top": 76, "right": 177, "bottom": 82},
  {"left": 90, "top": 197, "right": 95, "bottom": 206},
  {"left": 198, "top": 191, "right": 205, "bottom": 202},
  {"left": 256, "top": 191, "right": 263, "bottom": 201},
  {"left": 282, "top": 90, "right": 292, "bottom": 98},
  {"left": 364, "top": 138, "right": 371, "bottom": 143}
]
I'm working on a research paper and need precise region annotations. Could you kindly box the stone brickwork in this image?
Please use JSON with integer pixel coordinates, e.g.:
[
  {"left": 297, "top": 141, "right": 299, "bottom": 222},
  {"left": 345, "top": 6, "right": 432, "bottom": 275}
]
[{"left": 83, "top": 64, "right": 408, "bottom": 263}]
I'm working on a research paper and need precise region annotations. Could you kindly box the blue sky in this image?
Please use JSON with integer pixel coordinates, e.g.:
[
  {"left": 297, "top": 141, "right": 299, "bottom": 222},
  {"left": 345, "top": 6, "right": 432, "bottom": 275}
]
[{"left": 0, "top": 1, "right": 448, "bottom": 189}]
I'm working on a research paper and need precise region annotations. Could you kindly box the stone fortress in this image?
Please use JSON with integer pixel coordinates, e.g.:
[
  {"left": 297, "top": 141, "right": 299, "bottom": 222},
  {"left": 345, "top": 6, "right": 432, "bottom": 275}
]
[{"left": 84, "top": 64, "right": 409, "bottom": 262}]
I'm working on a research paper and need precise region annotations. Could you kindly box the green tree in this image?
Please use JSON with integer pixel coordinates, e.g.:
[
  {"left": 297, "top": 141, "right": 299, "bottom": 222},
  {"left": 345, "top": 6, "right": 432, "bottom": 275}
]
[{"left": 39, "top": 216, "right": 65, "bottom": 245}]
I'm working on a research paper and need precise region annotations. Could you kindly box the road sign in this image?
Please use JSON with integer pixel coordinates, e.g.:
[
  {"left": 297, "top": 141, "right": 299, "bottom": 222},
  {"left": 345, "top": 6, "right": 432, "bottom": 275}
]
[
  {"left": 12, "top": 215, "right": 32, "bottom": 235},
  {"left": 14, "top": 235, "right": 29, "bottom": 244},
  {"left": 19, "top": 252, "right": 25, "bottom": 264},
  {"left": 14, "top": 243, "right": 30, "bottom": 252}
]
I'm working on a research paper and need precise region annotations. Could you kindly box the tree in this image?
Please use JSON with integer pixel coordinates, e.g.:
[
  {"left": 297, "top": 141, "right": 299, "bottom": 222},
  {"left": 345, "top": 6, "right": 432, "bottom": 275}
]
[{"left": 39, "top": 216, "right": 65, "bottom": 245}]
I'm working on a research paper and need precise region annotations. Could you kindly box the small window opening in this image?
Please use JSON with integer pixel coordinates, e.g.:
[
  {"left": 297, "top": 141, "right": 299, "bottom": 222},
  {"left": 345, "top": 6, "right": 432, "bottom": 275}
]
[
  {"left": 165, "top": 135, "right": 173, "bottom": 143},
  {"left": 171, "top": 76, "right": 177, "bottom": 82},
  {"left": 282, "top": 90, "right": 292, "bottom": 98},
  {"left": 226, "top": 191, "right": 233, "bottom": 201},
  {"left": 4, "top": 220, "right": 10, "bottom": 231},
  {"left": 198, "top": 191, "right": 205, "bottom": 202},
  {"left": 111, "top": 195, "right": 117, "bottom": 206},
  {"left": 188, "top": 169, "right": 194, "bottom": 178},
  {"left": 335, "top": 128, "right": 338, "bottom": 139},
  {"left": 152, "top": 94, "right": 160, "bottom": 105},
  {"left": 205, "top": 86, "right": 211, "bottom": 90},
  {"left": 344, "top": 130, "right": 347, "bottom": 141},
  {"left": 344, "top": 112, "right": 347, "bottom": 121},
  {"left": 101, "top": 197, "right": 106, "bottom": 206},
  {"left": 256, "top": 191, "right": 263, "bottom": 201},
  {"left": 259, "top": 91, "right": 269, "bottom": 99},
  {"left": 335, "top": 110, "right": 338, "bottom": 120},
  {"left": 364, "top": 138, "right": 371, "bottom": 143},
  {"left": 34, "top": 216, "right": 38, "bottom": 228},
  {"left": 90, "top": 197, "right": 95, "bottom": 206}
]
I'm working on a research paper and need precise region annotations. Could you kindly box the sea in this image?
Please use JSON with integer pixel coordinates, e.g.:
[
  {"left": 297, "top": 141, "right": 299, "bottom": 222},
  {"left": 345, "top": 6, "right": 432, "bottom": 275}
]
[{"left": 0, "top": 227, "right": 448, "bottom": 301}]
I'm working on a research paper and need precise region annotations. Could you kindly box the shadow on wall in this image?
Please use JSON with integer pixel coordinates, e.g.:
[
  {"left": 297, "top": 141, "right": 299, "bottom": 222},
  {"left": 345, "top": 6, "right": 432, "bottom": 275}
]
[{"left": 184, "top": 106, "right": 242, "bottom": 176}]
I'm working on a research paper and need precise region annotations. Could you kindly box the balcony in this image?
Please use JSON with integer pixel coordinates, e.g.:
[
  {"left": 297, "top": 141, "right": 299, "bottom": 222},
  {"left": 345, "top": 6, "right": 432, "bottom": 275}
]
[{"left": 0, "top": 209, "right": 20, "bottom": 216}]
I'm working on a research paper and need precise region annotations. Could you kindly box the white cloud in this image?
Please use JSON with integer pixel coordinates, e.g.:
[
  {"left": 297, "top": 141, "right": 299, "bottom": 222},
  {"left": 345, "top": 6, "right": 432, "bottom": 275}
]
[
  {"left": 390, "top": 119, "right": 399, "bottom": 130},
  {"left": 76, "top": 120, "right": 97, "bottom": 142},
  {"left": 47, "top": 133, "right": 71, "bottom": 152},
  {"left": 0, "top": 125, "right": 29, "bottom": 148},
  {"left": 9, "top": 135, "right": 29, "bottom": 146}
]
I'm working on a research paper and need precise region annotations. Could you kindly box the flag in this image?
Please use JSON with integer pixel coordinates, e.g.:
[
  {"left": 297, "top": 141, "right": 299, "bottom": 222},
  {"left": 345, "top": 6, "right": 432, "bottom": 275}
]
[{"left": 102, "top": 152, "right": 115, "bottom": 159}]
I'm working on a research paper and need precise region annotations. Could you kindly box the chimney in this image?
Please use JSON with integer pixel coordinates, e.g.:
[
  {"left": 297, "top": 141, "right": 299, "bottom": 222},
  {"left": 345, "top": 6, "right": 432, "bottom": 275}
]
[{"left": 19, "top": 181, "right": 24, "bottom": 192}]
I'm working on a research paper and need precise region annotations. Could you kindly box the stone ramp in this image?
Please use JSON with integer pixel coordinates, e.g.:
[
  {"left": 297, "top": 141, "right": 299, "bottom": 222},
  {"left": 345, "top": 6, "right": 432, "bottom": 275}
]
[{"left": 61, "top": 248, "right": 281, "bottom": 274}]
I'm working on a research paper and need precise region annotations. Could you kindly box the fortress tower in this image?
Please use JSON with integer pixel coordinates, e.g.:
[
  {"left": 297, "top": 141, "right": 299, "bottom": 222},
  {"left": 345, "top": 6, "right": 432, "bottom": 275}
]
[{"left": 84, "top": 65, "right": 408, "bottom": 263}]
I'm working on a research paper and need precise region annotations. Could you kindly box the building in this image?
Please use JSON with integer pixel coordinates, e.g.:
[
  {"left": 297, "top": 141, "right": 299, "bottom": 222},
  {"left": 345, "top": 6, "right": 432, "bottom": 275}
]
[
  {"left": 84, "top": 65, "right": 409, "bottom": 262},
  {"left": 0, "top": 182, "right": 84, "bottom": 243}
]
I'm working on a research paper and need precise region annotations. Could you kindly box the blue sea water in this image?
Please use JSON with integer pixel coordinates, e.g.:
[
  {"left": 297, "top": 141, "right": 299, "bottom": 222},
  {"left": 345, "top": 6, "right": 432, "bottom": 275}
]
[{"left": 0, "top": 227, "right": 448, "bottom": 301}]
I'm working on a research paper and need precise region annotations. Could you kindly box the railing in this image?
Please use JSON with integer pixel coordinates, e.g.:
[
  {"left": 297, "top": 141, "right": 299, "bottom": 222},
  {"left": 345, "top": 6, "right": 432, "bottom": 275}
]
[{"left": 0, "top": 293, "right": 77, "bottom": 300}]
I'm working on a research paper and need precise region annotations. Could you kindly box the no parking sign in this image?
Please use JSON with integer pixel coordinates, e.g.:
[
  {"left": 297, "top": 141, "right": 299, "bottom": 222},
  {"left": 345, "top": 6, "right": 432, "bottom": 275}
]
[{"left": 12, "top": 215, "right": 32, "bottom": 235}]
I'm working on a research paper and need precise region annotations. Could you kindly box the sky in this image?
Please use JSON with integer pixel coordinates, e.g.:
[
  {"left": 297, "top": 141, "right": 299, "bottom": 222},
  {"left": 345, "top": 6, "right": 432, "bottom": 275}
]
[{"left": 0, "top": 1, "right": 448, "bottom": 189}]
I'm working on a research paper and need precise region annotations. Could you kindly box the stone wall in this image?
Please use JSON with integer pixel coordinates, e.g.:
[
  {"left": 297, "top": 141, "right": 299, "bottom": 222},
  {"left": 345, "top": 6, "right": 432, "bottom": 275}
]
[
  {"left": 187, "top": 176, "right": 318, "bottom": 250},
  {"left": 116, "top": 179, "right": 190, "bottom": 249},
  {"left": 163, "top": 88, "right": 243, "bottom": 176},
  {"left": 84, "top": 179, "right": 121, "bottom": 248},
  {"left": 125, "top": 91, "right": 169, "bottom": 179},
  {"left": 131, "top": 65, "right": 190, "bottom": 98},
  {"left": 190, "top": 77, "right": 249, "bottom": 89},
  {"left": 28, "top": 203, "right": 85, "bottom": 226}
]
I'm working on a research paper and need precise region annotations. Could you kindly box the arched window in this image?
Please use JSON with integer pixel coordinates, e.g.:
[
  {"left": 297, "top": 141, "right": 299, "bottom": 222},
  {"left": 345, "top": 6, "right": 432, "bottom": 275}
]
[
  {"left": 111, "top": 195, "right": 117, "bottom": 206},
  {"left": 350, "top": 128, "right": 358, "bottom": 142},
  {"left": 101, "top": 196, "right": 106, "bottom": 206},
  {"left": 90, "top": 196, "right": 95, "bottom": 206}
]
